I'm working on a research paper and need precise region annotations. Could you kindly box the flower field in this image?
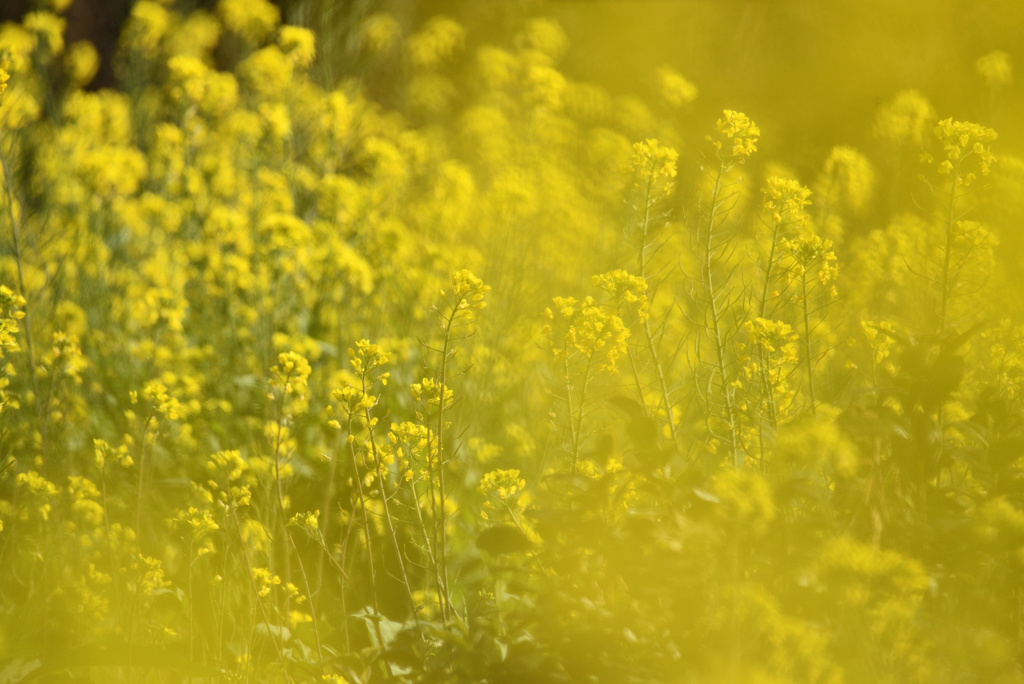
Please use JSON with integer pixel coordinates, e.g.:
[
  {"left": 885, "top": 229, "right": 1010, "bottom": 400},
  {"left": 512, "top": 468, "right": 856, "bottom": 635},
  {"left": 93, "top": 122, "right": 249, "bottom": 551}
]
[{"left": 1, "top": 1, "right": 1024, "bottom": 682}]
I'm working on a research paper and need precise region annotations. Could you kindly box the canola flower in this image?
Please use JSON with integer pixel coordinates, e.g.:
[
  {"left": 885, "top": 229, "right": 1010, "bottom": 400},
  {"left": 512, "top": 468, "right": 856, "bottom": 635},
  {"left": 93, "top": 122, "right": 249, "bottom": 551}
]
[
  {"left": 976, "top": 50, "right": 1013, "bottom": 89},
  {"left": 0, "top": 5, "right": 1021, "bottom": 683},
  {"left": 707, "top": 109, "right": 760, "bottom": 159}
]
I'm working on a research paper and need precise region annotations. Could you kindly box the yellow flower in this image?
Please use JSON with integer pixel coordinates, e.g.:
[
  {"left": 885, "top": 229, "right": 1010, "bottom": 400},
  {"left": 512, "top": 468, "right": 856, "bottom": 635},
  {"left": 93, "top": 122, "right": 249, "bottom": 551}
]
[
  {"left": 761, "top": 177, "right": 811, "bottom": 226},
  {"left": 271, "top": 351, "right": 312, "bottom": 396},
  {"left": 289, "top": 509, "right": 320, "bottom": 531},
  {"left": 349, "top": 340, "right": 390, "bottom": 378},
  {"left": 23, "top": 11, "right": 65, "bottom": 55},
  {"left": 544, "top": 295, "right": 629, "bottom": 373},
  {"left": 977, "top": 50, "right": 1012, "bottom": 89},
  {"left": 523, "top": 64, "right": 566, "bottom": 110},
  {"left": 479, "top": 469, "right": 526, "bottom": 501},
  {"left": 251, "top": 567, "right": 282, "bottom": 597},
  {"left": 448, "top": 269, "right": 490, "bottom": 311},
  {"left": 63, "top": 41, "right": 99, "bottom": 87},
  {"left": 707, "top": 109, "right": 760, "bottom": 159},
  {"left": 657, "top": 66, "right": 698, "bottom": 107},
  {"left": 361, "top": 13, "right": 402, "bottom": 55},
  {"left": 631, "top": 138, "right": 678, "bottom": 194},
  {"left": 238, "top": 46, "right": 294, "bottom": 97},
  {"left": 278, "top": 26, "right": 316, "bottom": 69},
  {"left": 593, "top": 270, "right": 650, "bottom": 323},
  {"left": 933, "top": 118, "right": 997, "bottom": 184},
  {"left": 517, "top": 18, "right": 569, "bottom": 62},
  {"left": 218, "top": 0, "right": 280, "bottom": 43},
  {"left": 410, "top": 377, "right": 453, "bottom": 408},
  {"left": 822, "top": 146, "right": 874, "bottom": 214},
  {"left": 122, "top": 1, "right": 169, "bottom": 58},
  {"left": 406, "top": 16, "right": 464, "bottom": 70},
  {"left": 874, "top": 90, "right": 934, "bottom": 146}
]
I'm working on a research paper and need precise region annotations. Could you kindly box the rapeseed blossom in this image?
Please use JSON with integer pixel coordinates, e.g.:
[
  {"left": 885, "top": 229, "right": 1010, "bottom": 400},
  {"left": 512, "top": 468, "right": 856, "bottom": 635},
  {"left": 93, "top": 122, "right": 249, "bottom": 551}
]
[
  {"left": 931, "top": 118, "right": 997, "bottom": 184},
  {"left": 708, "top": 109, "right": 760, "bottom": 159},
  {"left": 544, "top": 295, "right": 629, "bottom": 372},
  {"left": 0, "top": 5, "right": 1021, "bottom": 682},
  {"left": 976, "top": 50, "right": 1013, "bottom": 88},
  {"left": 217, "top": 0, "right": 279, "bottom": 43},
  {"left": 761, "top": 177, "right": 811, "bottom": 226},
  {"left": 874, "top": 89, "right": 935, "bottom": 146},
  {"left": 657, "top": 66, "right": 698, "bottom": 107}
]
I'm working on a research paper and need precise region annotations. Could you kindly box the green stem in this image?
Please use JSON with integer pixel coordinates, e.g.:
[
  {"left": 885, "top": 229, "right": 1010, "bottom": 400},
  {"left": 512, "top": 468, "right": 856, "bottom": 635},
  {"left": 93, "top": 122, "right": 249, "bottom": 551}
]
[
  {"left": 702, "top": 163, "right": 741, "bottom": 466},
  {"left": 363, "top": 372, "right": 422, "bottom": 628},
  {"left": 801, "top": 269, "right": 817, "bottom": 417}
]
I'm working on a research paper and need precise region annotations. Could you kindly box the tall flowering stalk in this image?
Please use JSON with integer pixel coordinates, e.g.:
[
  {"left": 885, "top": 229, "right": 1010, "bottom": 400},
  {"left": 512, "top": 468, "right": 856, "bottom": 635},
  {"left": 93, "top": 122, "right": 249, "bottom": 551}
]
[
  {"left": 421, "top": 269, "right": 489, "bottom": 622},
  {"left": 544, "top": 294, "right": 629, "bottom": 472},
  {"left": 329, "top": 341, "right": 421, "bottom": 633},
  {"left": 736, "top": 318, "right": 799, "bottom": 467},
  {"left": 921, "top": 118, "right": 997, "bottom": 473},
  {"left": 756, "top": 177, "right": 811, "bottom": 319},
  {"left": 927, "top": 118, "right": 997, "bottom": 334},
  {"left": 326, "top": 377, "right": 385, "bottom": 647},
  {"left": 694, "top": 110, "right": 759, "bottom": 467},
  {"left": 267, "top": 351, "right": 324, "bottom": 665},
  {"left": 626, "top": 139, "right": 679, "bottom": 442},
  {"left": 784, "top": 235, "right": 838, "bottom": 416}
]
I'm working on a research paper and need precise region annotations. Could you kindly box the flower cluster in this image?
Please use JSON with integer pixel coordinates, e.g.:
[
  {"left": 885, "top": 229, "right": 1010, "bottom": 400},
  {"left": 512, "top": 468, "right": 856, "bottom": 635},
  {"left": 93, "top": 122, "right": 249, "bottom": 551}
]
[
  {"left": 410, "top": 377, "right": 453, "bottom": 409},
  {"left": 976, "top": 50, "right": 1013, "bottom": 89},
  {"left": 593, "top": 269, "right": 650, "bottom": 323},
  {"left": 821, "top": 146, "right": 875, "bottom": 214},
  {"left": 544, "top": 295, "right": 629, "bottom": 373},
  {"left": 785, "top": 234, "right": 839, "bottom": 296},
  {"left": 707, "top": 109, "right": 760, "bottom": 159},
  {"left": 874, "top": 89, "right": 935, "bottom": 146},
  {"left": 761, "top": 177, "right": 812, "bottom": 226},
  {"left": 657, "top": 66, "right": 698, "bottom": 108},
  {"left": 931, "top": 118, "right": 998, "bottom": 184},
  {"left": 630, "top": 138, "right": 678, "bottom": 198}
]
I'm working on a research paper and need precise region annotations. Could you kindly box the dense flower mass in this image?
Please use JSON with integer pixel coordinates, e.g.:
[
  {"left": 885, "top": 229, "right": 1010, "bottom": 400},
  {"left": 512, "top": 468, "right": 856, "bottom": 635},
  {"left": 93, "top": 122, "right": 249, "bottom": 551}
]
[{"left": 0, "top": 3, "right": 1022, "bottom": 683}]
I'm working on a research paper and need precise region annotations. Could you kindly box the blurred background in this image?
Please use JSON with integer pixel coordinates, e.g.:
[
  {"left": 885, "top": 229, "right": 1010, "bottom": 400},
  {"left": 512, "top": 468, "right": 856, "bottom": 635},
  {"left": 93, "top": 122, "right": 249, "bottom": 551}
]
[{"left": 3, "top": 0, "right": 1021, "bottom": 177}]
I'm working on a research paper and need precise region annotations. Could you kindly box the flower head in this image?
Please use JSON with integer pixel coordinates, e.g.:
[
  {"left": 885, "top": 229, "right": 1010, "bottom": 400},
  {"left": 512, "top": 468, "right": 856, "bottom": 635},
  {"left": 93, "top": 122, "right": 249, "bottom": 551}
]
[
  {"left": 707, "top": 109, "right": 760, "bottom": 160},
  {"left": 977, "top": 50, "right": 1012, "bottom": 89}
]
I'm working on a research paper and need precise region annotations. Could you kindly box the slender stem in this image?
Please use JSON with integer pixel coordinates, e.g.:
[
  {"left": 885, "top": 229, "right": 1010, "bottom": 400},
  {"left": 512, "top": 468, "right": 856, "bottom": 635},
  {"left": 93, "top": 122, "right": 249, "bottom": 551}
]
[
  {"left": 288, "top": 536, "right": 324, "bottom": 663},
  {"left": 635, "top": 180, "right": 677, "bottom": 442},
  {"left": 939, "top": 164, "right": 960, "bottom": 334},
  {"left": 701, "top": 163, "right": 741, "bottom": 466},
  {"left": 434, "top": 307, "right": 459, "bottom": 622},
  {"left": 316, "top": 442, "right": 339, "bottom": 598},
  {"left": 230, "top": 507, "right": 293, "bottom": 684},
  {"left": 363, "top": 372, "right": 421, "bottom": 628},
  {"left": 346, "top": 416, "right": 386, "bottom": 645},
  {"left": 134, "top": 415, "right": 155, "bottom": 551},
  {"left": 642, "top": 318, "right": 677, "bottom": 441},
  {"left": 188, "top": 538, "right": 195, "bottom": 679},
  {"left": 801, "top": 269, "right": 817, "bottom": 417},
  {"left": 401, "top": 462, "right": 442, "bottom": 606},
  {"left": 569, "top": 355, "right": 593, "bottom": 473},
  {"left": 422, "top": 418, "right": 445, "bottom": 620},
  {"left": 758, "top": 220, "right": 783, "bottom": 320},
  {"left": 271, "top": 386, "right": 324, "bottom": 665},
  {"left": 935, "top": 164, "right": 962, "bottom": 473},
  {"left": 1, "top": 152, "right": 46, "bottom": 464},
  {"left": 626, "top": 346, "right": 650, "bottom": 415},
  {"left": 502, "top": 500, "right": 546, "bottom": 574}
]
